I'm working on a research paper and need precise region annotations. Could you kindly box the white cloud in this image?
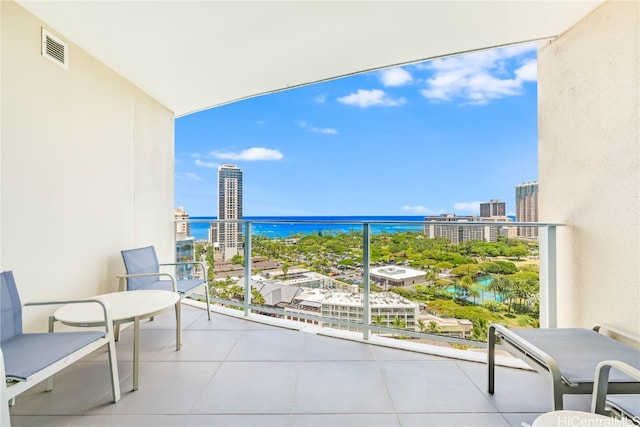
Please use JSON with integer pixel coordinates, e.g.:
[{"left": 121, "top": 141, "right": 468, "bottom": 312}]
[
  {"left": 298, "top": 120, "right": 338, "bottom": 135},
  {"left": 314, "top": 94, "right": 327, "bottom": 104},
  {"left": 184, "top": 172, "right": 203, "bottom": 181},
  {"left": 402, "top": 205, "right": 436, "bottom": 214},
  {"left": 454, "top": 201, "right": 482, "bottom": 212},
  {"left": 420, "top": 43, "right": 537, "bottom": 105},
  {"left": 380, "top": 67, "right": 413, "bottom": 87},
  {"left": 195, "top": 159, "right": 218, "bottom": 168},
  {"left": 337, "top": 89, "right": 406, "bottom": 108},
  {"left": 211, "top": 147, "right": 284, "bottom": 161}
]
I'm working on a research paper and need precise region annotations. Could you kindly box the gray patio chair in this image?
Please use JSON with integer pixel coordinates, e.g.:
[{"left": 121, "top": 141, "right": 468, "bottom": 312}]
[
  {"left": 1, "top": 270, "right": 120, "bottom": 423},
  {"left": 119, "top": 245, "right": 211, "bottom": 321},
  {"left": 592, "top": 360, "right": 640, "bottom": 422},
  {"left": 488, "top": 323, "right": 640, "bottom": 410}
]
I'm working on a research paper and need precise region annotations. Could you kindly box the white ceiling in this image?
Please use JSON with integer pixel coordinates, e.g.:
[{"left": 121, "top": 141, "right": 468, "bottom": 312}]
[{"left": 17, "top": 1, "right": 604, "bottom": 117}]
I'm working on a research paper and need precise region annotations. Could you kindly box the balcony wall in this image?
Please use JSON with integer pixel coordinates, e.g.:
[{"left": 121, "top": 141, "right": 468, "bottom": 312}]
[
  {"left": 0, "top": 1, "right": 175, "bottom": 331},
  {"left": 538, "top": 0, "right": 640, "bottom": 333}
]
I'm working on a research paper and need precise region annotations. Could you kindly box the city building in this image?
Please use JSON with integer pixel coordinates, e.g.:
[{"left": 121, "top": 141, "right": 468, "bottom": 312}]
[
  {"left": 370, "top": 265, "right": 426, "bottom": 289},
  {"left": 175, "top": 236, "right": 196, "bottom": 280},
  {"left": 320, "top": 291, "right": 419, "bottom": 332},
  {"left": 424, "top": 213, "right": 515, "bottom": 244},
  {"left": 262, "top": 268, "right": 332, "bottom": 288},
  {"left": 515, "top": 182, "right": 539, "bottom": 239},
  {"left": 174, "top": 207, "right": 191, "bottom": 240},
  {"left": 480, "top": 200, "right": 506, "bottom": 218},
  {"left": 217, "top": 164, "right": 243, "bottom": 260},
  {"left": 419, "top": 313, "right": 473, "bottom": 339}
]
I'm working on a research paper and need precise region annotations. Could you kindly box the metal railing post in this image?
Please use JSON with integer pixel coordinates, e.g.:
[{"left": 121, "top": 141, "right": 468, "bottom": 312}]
[
  {"left": 244, "top": 221, "right": 252, "bottom": 316},
  {"left": 539, "top": 225, "right": 557, "bottom": 328},
  {"left": 362, "top": 223, "right": 371, "bottom": 340}
]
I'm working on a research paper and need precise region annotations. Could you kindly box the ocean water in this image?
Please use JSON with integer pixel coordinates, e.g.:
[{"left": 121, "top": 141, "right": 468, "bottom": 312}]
[{"left": 188, "top": 216, "right": 425, "bottom": 241}]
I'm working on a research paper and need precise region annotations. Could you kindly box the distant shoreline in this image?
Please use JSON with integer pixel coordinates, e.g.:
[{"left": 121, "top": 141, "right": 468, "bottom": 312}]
[{"left": 187, "top": 216, "right": 425, "bottom": 240}]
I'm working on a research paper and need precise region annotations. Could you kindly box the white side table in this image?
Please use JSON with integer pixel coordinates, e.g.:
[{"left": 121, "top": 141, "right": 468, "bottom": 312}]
[{"left": 52, "top": 290, "right": 180, "bottom": 391}]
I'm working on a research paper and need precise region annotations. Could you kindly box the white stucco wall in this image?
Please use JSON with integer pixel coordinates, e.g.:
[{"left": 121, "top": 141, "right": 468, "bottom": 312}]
[
  {"left": 1, "top": 1, "right": 175, "bottom": 331},
  {"left": 538, "top": 0, "right": 639, "bottom": 334}
]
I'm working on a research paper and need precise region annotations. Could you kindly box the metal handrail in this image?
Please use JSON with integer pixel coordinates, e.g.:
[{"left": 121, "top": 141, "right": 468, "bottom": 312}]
[{"left": 177, "top": 218, "right": 562, "bottom": 348}]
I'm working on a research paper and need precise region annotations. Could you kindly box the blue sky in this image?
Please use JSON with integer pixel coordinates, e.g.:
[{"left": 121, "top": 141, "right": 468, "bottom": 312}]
[{"left": 175, "top": 43, "right": 538, "bottom": 217}]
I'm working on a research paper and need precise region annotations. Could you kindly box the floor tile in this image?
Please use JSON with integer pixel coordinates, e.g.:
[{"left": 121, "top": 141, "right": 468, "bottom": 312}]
[
  {"left": 300, "top": 334, "right": 376, "bottom": 361},
  {"left": 294, "top": 361, "right": 394, "bottom": 413},
  {"left": 398, "top": 413, "right": 511, "bottom": 426},
  {"left": 90, "top": 361, "right": 219, "bottom": 415},
  {"left": 292, "top": 413, "right": 400, "bottom": 426},
  {"left": 190, "top": 361, "right": 297, "bottom": 414},
  {"left": 10, "top": 305, "right": 565, "bottom": 425},
  {"left": 226, "top": 330, "right": 305, "bottom": 361},
  {"left": 457, "top": 361, "right": 553, "bottom": 413},
  {"left": 149, "top": 330, "right": 242, "bottom": 362},
  {"left": 381, "top": 360, "right": 497, "bottom": 413}
]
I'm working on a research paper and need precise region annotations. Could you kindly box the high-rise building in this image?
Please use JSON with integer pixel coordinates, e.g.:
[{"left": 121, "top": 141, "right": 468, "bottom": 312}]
[
  {"left": 480, "top": 199, "right": 506, "bottom": 217},
  {"left": 515, "top": 182, "right": 539, "bottom": 239},
  {"left": 217, "top": 164, "right": 243, "bottom": 260},
  {"left": 174, "top": 207, "right": 191, "bottom": 240},
  {"left": 423, "top": 213, "right": 514, "bottom": 244},
  {"left": 175, "top": 236, "right": 196, "bottom": 280}
]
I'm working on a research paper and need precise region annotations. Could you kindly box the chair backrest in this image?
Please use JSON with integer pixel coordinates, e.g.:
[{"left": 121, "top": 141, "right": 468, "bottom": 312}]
[
  {"left": 1, "top": 271, "right": 23, "bottom": 342},
  {"left": 121, "top": 246, "right": 161, "bottom": 291}
]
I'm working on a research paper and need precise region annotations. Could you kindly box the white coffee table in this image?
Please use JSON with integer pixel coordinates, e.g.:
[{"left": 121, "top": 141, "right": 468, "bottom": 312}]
[{"left": 52, "top": 290, "right": 181, "bottom": 391}]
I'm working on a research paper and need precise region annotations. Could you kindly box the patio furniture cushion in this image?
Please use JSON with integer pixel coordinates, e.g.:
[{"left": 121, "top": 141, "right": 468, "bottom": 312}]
[
  {"left": 2, "top": 331, "right": 105, "bottom": 381},
  {"left": 513, "top": 328, "right": 640, "bottom": 385},
  {"left": 488, "top": 324, "right": 640, "bottom": 411}
]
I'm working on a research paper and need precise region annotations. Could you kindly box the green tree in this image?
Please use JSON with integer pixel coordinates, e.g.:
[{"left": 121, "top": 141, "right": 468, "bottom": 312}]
[
  {"left": 373, "top": 315, "right": 385, "bottom": 335},
  {"left": 427, "top": 320, "right": 441, "bottom": 334},
  {"left": 391, "top": 317, "right": 407, "bottom": 337},
  {"left": 470, "top": 318, "right": 488, "bottom": 341}
]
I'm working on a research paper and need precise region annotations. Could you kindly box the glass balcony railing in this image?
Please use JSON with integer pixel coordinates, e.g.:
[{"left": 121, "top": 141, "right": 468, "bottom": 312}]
[{"left": 175, "top": 218, "right": 562, "bottom": 351}]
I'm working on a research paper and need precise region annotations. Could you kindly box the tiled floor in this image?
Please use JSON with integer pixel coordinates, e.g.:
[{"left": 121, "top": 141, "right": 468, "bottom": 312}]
[{"left": 8, "top": 304, "right": 592, "bottom": 426}]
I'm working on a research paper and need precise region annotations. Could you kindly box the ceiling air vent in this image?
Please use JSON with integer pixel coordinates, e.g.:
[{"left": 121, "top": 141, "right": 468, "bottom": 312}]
[{"left": 41, "top": 28, "right": 68, "bottom": 69}]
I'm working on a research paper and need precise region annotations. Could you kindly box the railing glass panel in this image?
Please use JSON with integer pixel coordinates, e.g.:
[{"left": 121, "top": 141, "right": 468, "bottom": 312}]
[{"left": 175, "top": 218, "right": 560, "bottom": 350}]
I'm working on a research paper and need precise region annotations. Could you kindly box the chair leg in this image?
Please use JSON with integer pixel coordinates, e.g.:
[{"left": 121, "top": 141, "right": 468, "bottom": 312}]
[
  {"left": 205, "top": 284, "right": 211, "bottom": 321},
  {"left": 1, "top": 401, "right": 9, "bottom": 427},
  {"left": 552, "top": 385, "right": 564, "bottom": 410},
  {"left": 488, "top": 324, "right": 496, "bottom": 394},
  {"left": 107, "top": 337, "right": 121, "bottom": 402},
  {"left": 175, "top": 301, "right": 182, "bottom": 351}
]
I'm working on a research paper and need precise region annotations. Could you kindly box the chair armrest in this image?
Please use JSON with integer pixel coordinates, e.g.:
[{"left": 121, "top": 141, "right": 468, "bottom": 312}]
[
  {"left": 591, "top": 360, "right": 640, "bottom": 415},
  {"left": 160, "top": 261, "right": 207, "bottom": 281},
  {"left": 116, "top": 272, "right": 177, "bottom": 292},
  {"left": 490, "top": 324, "right": 563, "bottom": 382},
  {"left": 593, "top": 324, "right": 640, "bottom": 348},
  {"left": 24, "top": 299, "right": 115, "bottom": 335}
]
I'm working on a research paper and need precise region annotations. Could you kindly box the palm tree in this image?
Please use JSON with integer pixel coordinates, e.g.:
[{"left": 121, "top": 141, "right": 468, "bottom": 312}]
[
  {"left": 425, "top": 270, "right": 437, "bottom": 285},
  {"left": 458, "top": 275, "right": 473, "bottom": 301},
  {"left": 391, "top": 316, "right": 407, "bottom": 337},
  {"left": 427, "top": 320, "right": 441, "bottom": 334},
  {"left": 468, "top": 283, "right": 482, "bottom": 305},
  {"left": 372, "top": 315, "right": 385, "bottom": 335},
  {"left": 470, "top": 318, "right": 488, "bottom": 341}
]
